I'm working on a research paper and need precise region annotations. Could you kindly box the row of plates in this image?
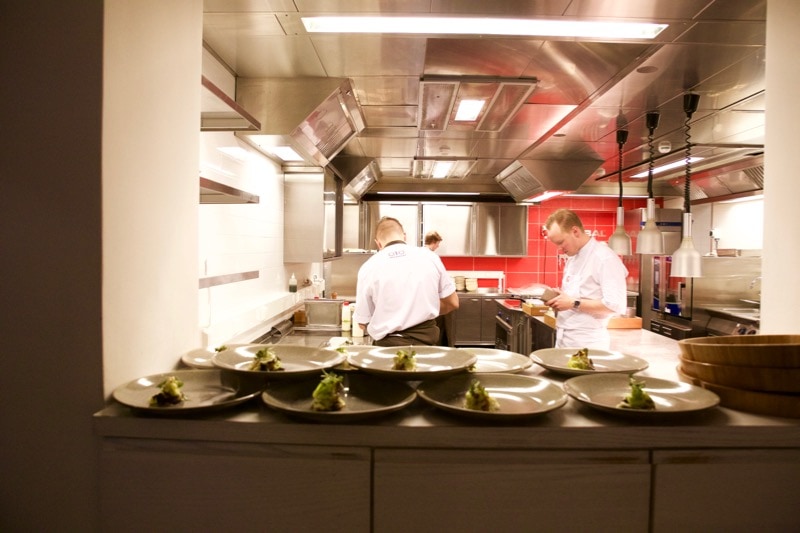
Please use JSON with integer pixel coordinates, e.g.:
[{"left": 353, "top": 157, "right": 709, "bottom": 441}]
[
  {"left": 113, "top": 369, "right": 719, "bottom": 421},
  {"left": 183, "top": 344, "right": 651, "bottom": 378},
  {"left": 113, "top": 346, "right": 720, "bottom": 420}
]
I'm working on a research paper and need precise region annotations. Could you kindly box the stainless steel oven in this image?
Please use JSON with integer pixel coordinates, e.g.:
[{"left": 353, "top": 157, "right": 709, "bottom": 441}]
[{"left": 495, "top": 300, "right": 528, "bottom": 354}]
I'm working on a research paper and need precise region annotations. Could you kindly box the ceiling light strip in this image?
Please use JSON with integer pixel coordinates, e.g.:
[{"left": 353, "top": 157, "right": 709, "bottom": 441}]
[
  {"left": 302, "top": 17, "right": 667, "bottom": 39},
  {"left": 631, "top": 157, "right": 703, "bottom": 178}
]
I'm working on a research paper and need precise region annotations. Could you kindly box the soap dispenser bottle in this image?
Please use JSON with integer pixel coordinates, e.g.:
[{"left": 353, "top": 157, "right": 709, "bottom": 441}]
[{"left": 289, "top": 273, "right": 297, "bottom": 293}]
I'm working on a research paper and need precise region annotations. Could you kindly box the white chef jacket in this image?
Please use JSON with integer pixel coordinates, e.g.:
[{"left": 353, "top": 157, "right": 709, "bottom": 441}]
[
  {"left": 555, "top": 238, "right": 628, "bottom": 350},
  {"left": 353, "top": 243, "right": 456, "bottom": 341}
]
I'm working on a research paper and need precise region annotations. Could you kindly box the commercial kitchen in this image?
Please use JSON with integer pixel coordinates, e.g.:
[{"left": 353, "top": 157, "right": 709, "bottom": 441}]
[{"left": 3, "top": 1, "right": 800, "bottom": 532}]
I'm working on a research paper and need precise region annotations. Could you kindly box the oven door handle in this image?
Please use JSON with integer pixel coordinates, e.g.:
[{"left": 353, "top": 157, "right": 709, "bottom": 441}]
[{"left": 495, "top": 315, "right": 513, "bottom": 333}]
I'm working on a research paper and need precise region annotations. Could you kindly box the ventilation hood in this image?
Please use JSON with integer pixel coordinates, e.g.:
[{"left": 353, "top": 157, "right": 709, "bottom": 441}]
[
  {"left": 328, "top": 156, "right": 382, "bottom": 201},
  {"left": 665, "top": 154, "right": 764, "bottom": 202},
  {"left": 496, "top": 159, "right": 604, "bottom": 202},
  {"left": 235, "top": 78, "right": 366, "bottom": 168}
]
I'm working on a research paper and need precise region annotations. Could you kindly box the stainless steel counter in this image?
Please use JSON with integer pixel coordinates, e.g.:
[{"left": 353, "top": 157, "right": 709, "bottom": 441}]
[
  {"left": 95, "top": 328, "right": 800, "bottom": 449},
  {"left": 95, "top": 327, "right": 799, "bottom": 532}
]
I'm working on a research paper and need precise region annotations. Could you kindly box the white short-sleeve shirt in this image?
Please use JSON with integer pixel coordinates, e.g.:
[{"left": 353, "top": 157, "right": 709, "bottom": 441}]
[{"left": 352, "top": 243, "right": 455, "bottom": 341}]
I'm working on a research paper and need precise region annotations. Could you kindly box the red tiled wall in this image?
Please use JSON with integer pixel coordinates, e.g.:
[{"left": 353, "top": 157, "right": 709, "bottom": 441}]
[{"left": 441, "top": 197, "right": 646, "bottom": 291}]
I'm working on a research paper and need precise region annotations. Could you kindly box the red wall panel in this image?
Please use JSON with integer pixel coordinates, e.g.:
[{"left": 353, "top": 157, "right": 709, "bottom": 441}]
[{"left": 441, "top": 197, "right": 646, "bottom": 290}]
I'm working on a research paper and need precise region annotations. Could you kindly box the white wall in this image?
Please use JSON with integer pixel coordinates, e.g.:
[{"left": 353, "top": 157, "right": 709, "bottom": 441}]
[
  {"left": 102, "top": 0, "right": 202, "bottom": 395},
  {"left": 199, "top": 132, "right": 313, "bottom": 345},
  {"left": 763, "top": 0, "right": 800, "bottom": 333},
  {"left": 712, "top": 198, "right": 764, "bottom": 251},
  {"left": 690, "top": 198, "right": 764, "bottom": 255}
]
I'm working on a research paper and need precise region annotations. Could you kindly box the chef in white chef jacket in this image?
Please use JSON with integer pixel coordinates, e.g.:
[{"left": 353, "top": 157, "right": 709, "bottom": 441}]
[{"left": 543, "top": 209, "right": 628, "bottom": 350}]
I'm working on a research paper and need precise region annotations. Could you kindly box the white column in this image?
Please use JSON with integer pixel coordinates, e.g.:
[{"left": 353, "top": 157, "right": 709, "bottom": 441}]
[
  {"left": 763, "top": 0, "right": 800, "bottom": 333},
  {"left": 102, "top": 0, "right": 203, "bottom": 392}
]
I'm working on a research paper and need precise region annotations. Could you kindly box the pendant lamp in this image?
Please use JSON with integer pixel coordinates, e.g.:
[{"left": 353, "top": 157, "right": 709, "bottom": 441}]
[
  {"left": 636, "top": 111, "right": 664, "bottom": 254},
  {"left": 608, "top": 129, "right": 631, "bottom": 255},
  {"left": 671, "top": 93, "right": 703, "bottom": 278}
]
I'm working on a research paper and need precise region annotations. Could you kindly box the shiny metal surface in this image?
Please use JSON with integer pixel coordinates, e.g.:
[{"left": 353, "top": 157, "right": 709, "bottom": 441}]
[{"left": 203, "top": 0, "right": 766, "bottom": 200}]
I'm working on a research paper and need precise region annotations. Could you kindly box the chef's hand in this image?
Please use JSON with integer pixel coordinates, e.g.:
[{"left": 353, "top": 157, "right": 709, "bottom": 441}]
[{"left": 546, "top": 292, "right": 575, "bottom": 312}]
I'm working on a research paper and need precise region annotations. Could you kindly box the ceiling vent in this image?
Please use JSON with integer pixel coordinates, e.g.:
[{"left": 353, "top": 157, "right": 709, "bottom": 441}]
[
  {"left": 418, "top": 76, "right": 537, "bottom": 132},
  {"left": 412, "top": 159, "right": 478, "bottom": 179},
  {"left": 496, "top": 159, "right": 603, "bottom": 202},
  {"left": 666, "top": 156, "right": 764, "bottom": 200},
  {"left": 328, "top": 156, "right": 382, "bottom": 201},
  {"left": 235, "top": 78, "right": 366, "bottom": 167}
]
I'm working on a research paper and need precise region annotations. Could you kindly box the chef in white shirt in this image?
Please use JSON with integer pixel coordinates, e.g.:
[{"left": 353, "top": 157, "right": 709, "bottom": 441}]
[
  {"left": 543, "top": 209, "right": 628, "bottom": 350},
  {"left": 353, "top": 217, "right": 458, "bottom": 346}
]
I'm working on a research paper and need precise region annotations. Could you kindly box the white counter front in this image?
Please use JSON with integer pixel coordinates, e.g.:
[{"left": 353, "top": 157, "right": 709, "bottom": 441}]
[{"left": 94, "top": 328, "right": 800, "bottom": 532}]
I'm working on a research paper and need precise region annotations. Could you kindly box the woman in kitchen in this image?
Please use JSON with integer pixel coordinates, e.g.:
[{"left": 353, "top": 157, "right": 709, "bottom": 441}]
[
  {"left": 543, "top": 209, "right": 628, "bottom": 350},
  {"left": 353, "top": 217, "right": 459, "bottom": 346}
]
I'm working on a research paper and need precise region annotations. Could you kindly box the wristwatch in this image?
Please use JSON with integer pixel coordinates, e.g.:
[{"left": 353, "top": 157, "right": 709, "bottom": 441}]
[{"left": 573, "top": 299, "right": 581, "bottom": 309}]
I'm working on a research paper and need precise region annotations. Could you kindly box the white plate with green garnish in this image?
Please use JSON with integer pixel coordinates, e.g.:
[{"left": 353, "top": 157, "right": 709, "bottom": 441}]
[
  {"left": 417, "top": 373, "right": 567, "bottom": 420},
  {"left": 212, "top": 344, "right": 346, "bottom": 378},
  {"left": 461, "top": 347, "right": 533, "bottom": 374},
  {"left": 182, "top": 344, "right": 244, "bottom": 369},
  {"left": 261, "top": 372, "right": 416, "bottom": 422},
  {"left": 531, "top": 347, "right": 649, "bottom": 376},
  {"left": 563, "top": 373, "right": 720, "bottom": 417},
  {"left": 113, "top": 369, "right": 262, "bottom": 415},
  {"left": 347, "top": 345, "right": 477, "bottom": 379}
]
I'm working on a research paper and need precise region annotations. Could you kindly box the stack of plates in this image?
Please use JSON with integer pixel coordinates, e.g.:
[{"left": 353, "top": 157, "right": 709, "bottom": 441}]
[
  {"left": 465, "top": 278, "right": 478, "bottom": 292},
  {"left": 677, "top": 335, "right": 800, "bottom": 418},
  {"left": 454, "top": 275, "right": 465, "bottom": 291}
]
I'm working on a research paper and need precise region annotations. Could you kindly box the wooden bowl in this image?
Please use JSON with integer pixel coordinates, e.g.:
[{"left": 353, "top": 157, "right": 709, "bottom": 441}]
[
  {"left": 677, "top": 367, "right": 800, "bottom": 419},
  {"left": 680, "top": 357, "right": 800, "bottom": 394},
  {"left": 678, "top": 335, "right": 800, "bottom": 368}
]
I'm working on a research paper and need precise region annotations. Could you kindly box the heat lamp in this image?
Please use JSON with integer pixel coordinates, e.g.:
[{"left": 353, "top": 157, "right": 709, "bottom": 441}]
[
  {"left": 671, "top": 93, "right": 703, "bottom": 278},
  {"left": 608, "top": 129, "right": 631, "bottom": 255},
  {"left": 636, "top": 111, "right": 664, "bottom": 254}
]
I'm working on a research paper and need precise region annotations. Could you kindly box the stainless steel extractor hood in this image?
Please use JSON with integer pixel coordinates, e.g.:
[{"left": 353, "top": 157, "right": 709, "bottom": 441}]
[
  {"left": 665, "top": 154, "right": 764, "bottom": 202},
  {"left": 234, "top": 78, "right": 366, "bottom": 168},
  {"left": 327, "top": 156, "right": 382, "bottom": 201},
  {"left": 496, "top": 159, "right": 604, "bottom": 202}
]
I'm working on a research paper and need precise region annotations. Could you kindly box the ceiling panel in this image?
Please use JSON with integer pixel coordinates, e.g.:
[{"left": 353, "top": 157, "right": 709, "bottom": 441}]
[{"left": 203, "top": 0, "right": 767, "bottom": 199}]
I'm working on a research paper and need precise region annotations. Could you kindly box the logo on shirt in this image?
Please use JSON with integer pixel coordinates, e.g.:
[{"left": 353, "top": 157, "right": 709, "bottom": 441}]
[{"left": 387, "top": 249, "right": 406, "bottom": 258}]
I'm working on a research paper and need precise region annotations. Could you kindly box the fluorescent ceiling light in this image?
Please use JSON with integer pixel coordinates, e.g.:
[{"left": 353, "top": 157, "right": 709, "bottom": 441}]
[
  {"left": 565, "top": 193, "right": 650, "bottom": 199},
  {"left": 375, "top": 191, "right": 479, "bottom": 196},
  {"left": 524, "top": 191, "right": 566, "bottom": 203},
  {"left": 631, "top": 157, "right": 704, "bottom": 178},
  {"left": 302, "top": 17, "right": 668, "bottom": 39},
  {"left": 268, "top": 146, "right": 305, "bottom": 162},
  {"left": 454, "top": 99, "right": 485, "bottom": 121},
  {"left": 431, "top": 161, "right": 454, "bottom": 178}
]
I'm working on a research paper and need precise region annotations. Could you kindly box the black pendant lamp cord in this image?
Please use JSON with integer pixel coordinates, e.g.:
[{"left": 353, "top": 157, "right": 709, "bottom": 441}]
[
  {"left": 683, "top": 93, "right": 701, "bottom": 214},
  {"left": 645, "top": 112, "right": 660, "bottom": 199},
  {"left": 683, "top": 114, "right": 692, "bottom": 213},
  {"left": 616, "top": 129, "right": 629, "bottom": 207}
]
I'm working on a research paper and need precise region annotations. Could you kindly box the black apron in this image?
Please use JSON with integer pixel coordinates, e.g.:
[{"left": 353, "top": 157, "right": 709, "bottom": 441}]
[{"left": 374, "top": 319, "right": 440, "bottom": 347}]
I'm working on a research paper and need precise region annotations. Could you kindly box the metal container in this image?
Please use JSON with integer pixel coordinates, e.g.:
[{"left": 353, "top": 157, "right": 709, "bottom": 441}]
[{"left": 303, "top": 299, "right": 342, "bottom": 328}]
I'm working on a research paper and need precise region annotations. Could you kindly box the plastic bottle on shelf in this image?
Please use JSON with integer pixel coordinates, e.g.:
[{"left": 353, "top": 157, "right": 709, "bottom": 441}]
[
  {"left": 351, "top": 304, "right": 364, "bottom": 337},
  {"left": 289, "top": 273, "right": 297, "bottom": 293},
  {"left": 341, "top": 302, "right": 351, "bottom": 331}
]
